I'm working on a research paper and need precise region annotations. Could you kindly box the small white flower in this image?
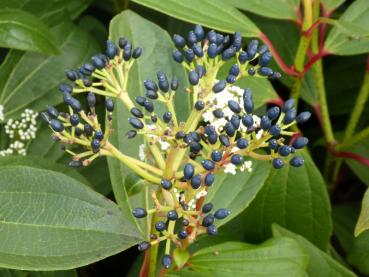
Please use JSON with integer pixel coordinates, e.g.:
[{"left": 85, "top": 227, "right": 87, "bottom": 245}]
[
  {"left": 159, "top": 139, "right": 171, "bottom": 151},
  {"left": 224, "top": 163, "right": 237, "bottom": 175},
  {"left": 256, "top": 129, "right": 263, "bottom": 139},
  {"left": 240, "top": 160, "right": 253, "bottom": 172},
  {"left": 138, "top": 144, "right": 146, "bottom": 161}
]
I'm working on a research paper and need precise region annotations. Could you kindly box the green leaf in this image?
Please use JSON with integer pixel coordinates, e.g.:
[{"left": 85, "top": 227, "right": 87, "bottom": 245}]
[
  {"left": 354, "top": 188, "right": 369, "bottom": 236},
  {"left": 0, "top": 9, "right": 59, "bottom": 54},
  {"left": 272, "top": 225, "right": 356, "bottom": 277},
  {"left": 131, "top": 0, "right": 260, "bottom": 37},
  {"left": 229, "top": 151, "right": 332, "bottom": 250},
  {"left": 0, "top": 269, "right": 77, "bottom": 277},
  {"left": 107, "top": 10, "right": 189, "bottom": 236},
  {"left": 173, "top": 248, "right": 190, "bottom": 269},
  {"left": 345, "top": 138, "right": 369, "bottom": 186},
  {"left": 322, "top": 0, "right": 346, "bottom": 12},
  {"left": 0, "top": 166, "right": 140, "bottom": 270},
  {"left": 205, "top": 159, "right": 271, "bottom": 227},
  {"left": 228, "top": 0, "right": 301, "bottom": 21},
  {"left": 325, "top": 0, "right": 369, "bottom": 55},
  {"left": 0, "top": 20, "right": 99, "bottom": 119},
  {"left": 178, "top": 238, "right": 308, "bottom": 276},
  {"left": 347, "top": 231, "right": 369, "bottom": 275}
]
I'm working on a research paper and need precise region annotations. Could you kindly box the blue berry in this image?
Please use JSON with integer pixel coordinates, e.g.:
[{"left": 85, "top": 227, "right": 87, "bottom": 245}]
[
  {"left": 195, "top": 100, "right": 205, "bottom": 110},
  {"left": 224, "top": 122, "right": 236, "bottom": 136},
  {"left": 161, "top": 178, "right": 172, "bottom": 190},
  {"left": 143, "top": 99, "right": 154, "bottom": 112},
  {"left": 65, "top": 70, "right": 77, "bottom": 81},
  {"left": 207, "top": 43, "right": 217, "bottom": 58},
  {"left": 267, "top": 107, "right": 280, "bottom": 121},
  {"left": 176, "top": 131, "right": 186, "bottom": 140},
  {"left": 202, "top": 214, "right": 215, "bottom": 227},
  {"left": 290, "top": 156, "right": 304, "bottom": 167},
  {"left": 191, "top": 174, "right": 202, "bottom": 189},
  {"left": 248, "top": 67, "right": 256, "bottom": 76},
  {"left": 202, "top": 203, "right": 213, "bottom": 213},
  {"left": 118, "top": 37, "right": 128, "bottom": 48},
  {"left": 278, "top": 145, "right": 292, "bottom": 156},
  {"left": 84, "top": 124, "right": 93, "bottom": 136},
  {"left": 173, "top": 34, "right": 186, "bottom": 48},
  {"left": 238, "top": 51, "right": 248, "bottom": 63},
  {"left": 260, "top": 115, "right": 271, "bottom": 130},
  {"left": 269, "top": 125, "right": 281, "bottom": 136},
  {"left": 208, "top": 133, "right": 218, "bottom": 144},
  {"left": 269, "top": 139, "right": 278, "bottom": 149},
  {"left": 194, "top": 24, "right": 204, "bottom": 40},
  {"left": 231, "top": 154, "right": 243, "bottom": 165},
  {"left": 129, "top": 117, "right": 144, "bottom": 129},
  {"left": 184, "top": 164, "right": 195, "bottom": 179},
  {"left": 59, "top": 84, "right": 73, "bottom": 94},
  {"left": 202, "top": 159, "right": 215, "bottom": 171},
  {"left": 233, "top": 31, "right": 242, "bottom": 50},
  {"left": 178, "top": 230, "right": 188, "bottom": 239},
  {"left": 130, "top": 108, "right": 144, "bottom": 118},
  {"left": 230, "top": 115, "right": 240, "bottom": 129},
  {"left": 86, "top": 92, "right": 96, "bottom": 108},
  {"left": 212, "top": 80, "right": 226, "bottom": 93},
  {"left": 229, "top": 64, "right": 240, "bottom": 76},
  {"left": 162, "top": 255, "right": 172, "bottom": 269},
  {"left": 216, "top": 33, "right": 224, "bottom": 45},
  {"left": 283, "top": 108, "right": 296, "bottom": 124},
  {"left": 190, "top": 142, "right": 201, "bottom": 154},
  {"left": 132, "top": 47, "right": 142, "bottom": 59},
  {"left": 138, "top": 241, "right": 150, "bottom": 251},
  {"left": 222, "top": 47, "right": 236, "bottom": 60},
  {"left": 172, "top": 49, "right": 183, "bottom": 63},
  {"left": 259, "top": 51, "right": 272, "bottom": 66},
  {"left": 189, "top": 70, "right": 199, "bottom": 85},
  {"left": 272, "top": 158, "right": 284, "bottom": 169},
  {"left": 195, "top": 65, "right": 206, "bottom": 77},
  {"left": 242, "top": 114, "right": 254, "bottom": 127},
  {"left": 91, "top": 56, "right": 105, "bottom": 69},
  {"left": 135, "top": 96, "right": 146, "bottom": 106},
  {"left": 163, "top": 111, "right": 172, "bottom": 123},
  {"left": 188, "top": 31, "right": 197, "bottom": 44},
  {"left": 157, "top": 71, "right": 169, "bottom": 92},
  {"left": 205, "top": 173, "right": 215, "bottom": 186},
  {"left": 50, "top": 119, "right": 64, "bottom": 132},
  {"left": 282, "top": 99, "right": 295, "bottom": 113},
  {"left": 243, "top": 97, "right": 254, "bottom": 113},
  {"left": 146, "top": 90, "right": 158, "bottom": 100},
  {"left": 219, "top": 135, "right": 230, "bottom": 147},
  {"left": 292, "top": 137, "right": 309, "bottom": 149},
  {"left": 258, "top": 67, "right": 274, "bottom": 76},
  {"left": 205, "top": 125, "right": 216, "bottom": 135},
  {"left": 237, "top": 138, "right": 249, "bottom": 149},
  {"left": 185, "top": 48, "right": 195, "bottom": 62},
  {"left": 106, "top": 40, "right": 118, "bottom": 59},
  {"left": 258, "top": 44, "right": 269, "bottom": 54},
  {"left": 46, "top": 106, "right": 59, "bottom": 118},
  {"left": 207, "top": 225, "right": 218, "bottom": 235},
  {"left": 171, "top": 76, "right": 179, "bottom": 90},
  {"left": 226, "top": 74, "right": 237, "bottom": 84},
  {"left": 123, "top": 43, "right": 132, "bottom": 61},
  {"left": 69, "top": 98, "right": 82, "bottom": 113},
  {"left": 126, "top": 130, "right": 137, "bottom": 139},
  {"left": 105, "top": 98, "right": 114, "bottom": 112},
  {"left": 193, "top": 44, "right": 204, "bottom": 57},
  {"left": 155, "top": 221, "right": 166, "bottom": 232},
  {"left": 167, "top": 210, "right": 178, "bottom": 221},
  {"left": 91, "top": 139, "right": 100, "bottom": 153},
  {"left": 228, "top": 100, "right": 241, "bottom": 113},
  {"left": 211, "top": 150, "right": 222, "bottom": 162},
  {"left": 94, "top": 130, "right": 104, "bottom": 140},
  {"left": 144, "top": 80, "right": 158, "bottom": 92},
  {"left": 132, "top": 208, "right": 147, "bottom": 218},
  {"left": 296, "top": 112, "right": 311, "bottom": 123},
  {"left": 70, "top": 114, "right": 80, "bottom": 126},
  {"left": 208, "top": 30, "right": 217, "bottom": 43},
  {"left": 214, "top": 208, "right": 230, "bottom": 219},
  {"left": 247, "top": 40, "right": 258, "bottom": 59},
  {"left": 213, "top": 109, "right": 224, "bottom": 118}
]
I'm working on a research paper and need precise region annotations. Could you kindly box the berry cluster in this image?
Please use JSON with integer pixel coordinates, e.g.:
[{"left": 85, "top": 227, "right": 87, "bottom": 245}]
[{"left": 45, "top": 24, "right": 311, "bottom": 270}]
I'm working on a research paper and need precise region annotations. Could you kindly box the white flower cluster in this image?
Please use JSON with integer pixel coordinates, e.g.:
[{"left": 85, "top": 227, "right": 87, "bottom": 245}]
[
  {"left": 147, "top": 124, "right": 171, "bottom": 151},
  {"left": 0, "top": 105, "right": 4, "bottom": 122},
  {"left": 0, "top": 109, "right": 38, "bottom": 157},
  {"left": 174, "top": 187, "right": 208, "bottom": 210},
  {"left": 224, "top": 160, "right": 253, "bottom": 175},
  {"left": 202, "top": 84, "right": 263, "bottom": 139}
]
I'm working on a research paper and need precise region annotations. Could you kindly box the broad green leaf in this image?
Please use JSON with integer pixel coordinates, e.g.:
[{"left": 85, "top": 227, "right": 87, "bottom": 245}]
[
  {"left": 325, "top": 0, "right": 369, "bottom": 55},
  {"left": 322, "top": 0, "right": 346, "bottom": 12},
  {"left": 205, "top": 159, "right": 271, "bottom": 227},
  {"left": 347, "top": 231, "right": 369, "bottom": 275},
  {"left": 229, "top": 151, "right": 332, "bottom": 250},
  {"left": 272, "top": 225, "right": 356, "bottom": 277},
  {"left": 228, "top": 0, "right": 301, "bottom": 21},
  {"left": 345, "top": 138, "right": 369, "bottom": 186},
  {"left": 0, "top": 9, "right": 59, "bottom": 54},
  {"left": 0, "top": 269, "right": 77, "bottom": 277},
  {"left": 354, "top": 188, "right": 369, "bottom": 236},
  {"left": 108, "top": 10, "right": 189, "bottom": 236},
  {"left": 0, "top": 166, "right": 140, "bottom": 270},
  {"left": 0, "top": 20, "right": 99, "bottom": 119},
  {"left": 131, "top": 0, "right": 260, "bottom": 37},
  {"left": 177, "top": 238, "right": 308, "bottom": 276}
]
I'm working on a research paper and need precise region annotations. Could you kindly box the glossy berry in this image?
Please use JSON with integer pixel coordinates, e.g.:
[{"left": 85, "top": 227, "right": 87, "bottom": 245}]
[
  {"left": 292, "top": 137, "right": 309, "bottom": 149},
  {"left": 118, "top": 37, "right": 127, "bottom": 48},
  {"left": 145, "top": 90, "right": 158, "bottom": 100},
  {"left": 105, "top": 98, "right": 114, "bottom": 112},
  {"left": 207, "top": 43, "right": 217, "bottom": 58},
  {"left": 185, "top": 49, "right": 195, "bottom": 62},
  {"left": 157, "top": 72, "right": 169, "bottom": 92},
  {"left": 238, "top": 51, "right": 248, "bottom": 63},
  {"left": 171, "top": 76, "right": 179, "bottom": 90},
  {"left": 219, "top": 135, "right": 230, "bottom": 147},
  {"left": 162, "top": 255, "right": 172, "bottom": 269},
  {"left": 155, "top": 221, "right": 166, "bottom": 232},
  {"left": 193, "top": 44, "right": 204, "bottom": 57},
  {"left": 213, "top": 109, "right": 224, "bottom": 118},
  {"left": 212, "top": 80, "right": 226, "bottom": 93},
  {"left": 143, "top": 99, "right": 154, "bottom": 112},
  {"left": 191, "top": 174, "right": 202, "bottom": 189},
  {"left": 70, "top": 114, "right": 80, "bottom": 126},
  {"left": 260, "top": 115, "right": 271, "bottom": 130},
  {"left": 84, "top": 124, "right": 93, "bottom": 136},
  {"left": 123, "top": 44, "right": 132, "bottom": 61},
  {"left": 205, "top": 173, "right": 215, "bottom": 186},
  {"left": 126, "top": 130, "right": 137, "bottom": 139},
  {"left": 50, "top": 119, "right": 64, "bottom": 132},
  {"left": 69, "top": 98, "right": 82, "bottom": 112},
  {"left": 178, "top": 230, "right": 188, "bottom": 239},
  {"left": 173, "top": 34, "right": 186, "bottom": 48},
  {"left": 237, "top": 138, "right": 248, "bottom": 149},
  {"left": 46, "top": 106, "right": 59, "bottom": 118},
  {"left": 65, "top": 70, "right": 77, "bottom": 81},
  {"left": 161, "top": 178, "right": 172, "bottom": 190},
  {"left": 172, "top": 49, "right": 183, "bottom": 63},
  {"left": 144, "top": 80, "right": 158, "bottom": 92},
  {"left": 195, "top": 100, "right": 205, "bottom": 110},
  {"left": 135, "top": 96, "right": 146, "bottom": 106},
  {"left": 202, "top": 159, "right": 215, "bottom": 171},
  {"left": 228, "top": 100, "right": 241, "bottom": 113},
  {"left": 94, "top": 130, "right": 104, "bottom": 140},
  {"left": 202, "top": 203, "right": 213, "bottom": 213},
  {"left": 258, "top": 67, "right": 274, "bottom": 76},
  {"left": 91, "top": 56, "right": 105, "bottom": 69},
  {"left": 106, "top": 40, "right": 118, "bottom": 59},
  {"left": 243, "top": 97, "right": 254, "bottom": 113},
  {"left": 189, "top": 70, "right": 199, "bottom": 85},
  {"left": 132, "top": 208, "right": 147, "bottom": 218},
  {"left": 230, "top": 115, "right": 240, "bottom": 129},
  {"left": 222, "top": 47, "right": 236, "bottom": 60},
  {"left": 138, "top": 241, "right": 150, "bottom": 251},
  {"left": 258, "top": 44, "right": 269, "bottom": 54},
  {"left": 268, "top": 139, "right": 278, "bottom": 149},
  {"left": 267, "top": 107, "right": 280, "bottom": 121},
  {"left": 226, "top": 74, "right": 236, "bottom": 84},
  {"left": 242, "top": 114, "right": 254, "bottom": 128},
  {"left": 296, "top": 112, "right": 311, "bottom": 123},
  {"left": 194, "top": 24, "right": 204, "bottom": 40},
  {"left": 167, "top": 210, "right": 178, "bottom": 221},
  {"left": 272, "top": 158, "right": 284, "bottom": 169},
  {"left": 202, "top": 214, "right": 215, "bottom": 227},
  {"left": 278, "top": 145, "right": 292, "bottom": 156},
  {"left": 290, "top": 156, "right": 304, "bottom": 167},
  {"left": 182, "top": 219, "right": 189, "bottom": 226},
  {"left": 248, "top": 67, "right": 256, "bottom": 76},
  {"left": 91, "top": 139, "right": 100, "bottom": 152},
  {"left": 259, "top": 51, "right": 272, "bottom": 66},
  {"left": 207, "top": 225, "right": 218, "bottom": 235},
  {"left": 130, "top": 108, "right": 144, "bottom": 118},
  {"left": 283, "top": 108, "right": 296, "bottom": 124},
  {"left": 211, "top": 150, "right": 222, "bottom": 162},
  {"left": 214, "top": 208, "right": 230, "bottom": 219},
  {"left": 224, "top": 122, "right": 235, "bottom": 136},
  {"left": 282, "top": 99, "right": 295, "bottom": 112},
  {"left": 163, "top": 112, "right": 172, "bottom": 123},
  {"left": 231, "top": 154, "right": 243, "bottom": 165},
  {"left": 247, "top": 39, "right": 258, "bottom": 59},
  {"left": 132, "top": 47, "right": 142, "bottom": 59},
  {"left": 229, "top": 64, "right": 240, "bottom": 76},
  {"left": 208, "top": 30, "right": 217, "bottom": 43},
  {"left": 269, "top": 125, "right": 281, "bottom": 136},
  {"left": 129, "top": 117, "right": 144, "bottom": 129}
]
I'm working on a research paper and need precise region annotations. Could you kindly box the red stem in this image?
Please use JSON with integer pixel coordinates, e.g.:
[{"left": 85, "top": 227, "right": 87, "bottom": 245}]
[
  {"left": 139, "top": 250, "right": 150, "bottom": 277},
  {"left": 313, "top": 103, "right": 323, "bottom": 129},
  {"left": 303, "top": 50, "right": 329, "bottom": 74},
  {"left": 366, "top": 55, "right": 369, "bottom": 72},
  {"left": 334, "top": 151, "right": 369, "bottom": 167},
  {"left": 267, "top": 97, "right": 284, "bottom": 107},
  {"left": 303, "top": 19, "right": 321, "bottom": 37},
  {"left": 259, "top": 32, "right": 299, "bottom": 76}
]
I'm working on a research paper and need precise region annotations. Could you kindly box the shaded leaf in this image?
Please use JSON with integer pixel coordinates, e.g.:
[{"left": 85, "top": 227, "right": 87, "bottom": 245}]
[
  {"left": 322, "top": 0, "right": 346, "bottom": 12},
  {"left": 0, "top": 166, "right": 140, "bottom": 270},
  {"left": 354, "top": 188, "right": 369, "bottom": 236},
  {"left": 345, "top": 138, "right": 369, "bottom": 186}
]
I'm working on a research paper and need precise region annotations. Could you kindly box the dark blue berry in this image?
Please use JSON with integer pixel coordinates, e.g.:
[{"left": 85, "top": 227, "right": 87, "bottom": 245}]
[
  {"left": 278, "top": 145, "right": 292, "bottom": 157},
  {"left": 144, "top": 80, "right": 158, "bottom": 92},
  {"left": 202, "top": 214, "right": 215, "bottom": 227},
  {"left": 211, "top": 150, "right": 222, "bottom": 162},
  {"left": 163, "top": 111, "right": 172, "bottom": 123},
  {"left": 205, "top": 173, "right": 215, "bottom": 186},
  {"left": 173, "top": 34, "right": 186, "bottom": 48},
  {"left": 86, "top": 92, "right": 96, "bottom": 108},
  {"left": 70, "top": 114, "right": 80, "bottom": 126},
  {"left": 247, "top": 40, "right": 258, "bottom": 59},
  {"left": 94, "top": 130, "right": 104, "bottom": 140},
  {"left": 106, "top": 40, "right": 118, "bottom": 59},
  {"left": 214, "top": 208, "right": 230, "bottom": 219},
  {"left": 189, "top": 70, "right": 199, "bottom": 85},
  {"left": 91, "top": 139, "right": 100, "bottom": 152},
  {"left": 105, "top": 98, "right": 114, "bottom": 112},
  {"left": 46, "top": 106, "right": 59, "bottom": 118},
  {"left": 258, "top": 67, "right": 274, "bottom": 77},
  {"left": 267, "top": 107, "right": 280, "bottom": 121},
  {"left": 237, "top": 138, "right": 248, "bottom": 149},
  {"left": 258, "top": 44, "right": 269, "bottom": 54},
  {"left": 231, "top": 154, "right": 243, "bottom": 165},
  {"left": 208, "top": 133, "right": 218, "bottom": 144},
  {"left": 185, "top": 48, "right": 195, "bottom": 62},
  {"left": 202, "top": 159, "right": 215, "bottom": 171},
  {"left": 269, "top": 125, "right": 281, "bottom": 136},
  {"left": 283, "top": 108, "right": 296, "bottom": 124},
  {"left": 195, "top": 100, "right": 205, "bottom": 110},
  {"left": 207, "top": 225, "right": 218, "bottom": 235},
  {"left": 272, "top": 158, "right": 284, "bottom": 169},
  {"left": 212, "top": 80, "right": 226, "bottom": 93},
  {"left": 167, "top": 210, "right": 178, "bottom": 221},
  {"left": 59, "top": 84, "right": 73, "bottom": 94},
  {"left": 248, "top": 67, "right": 256, "bottom": 76},
  {"left": 239, "top": 51, "right": 248, "bottom": 64},
  {"left": 194, "top": 24, "right": 204, "bottom": 40},
  {"left": 129, "top": 117, "right": 144, "bottom": 129},
  {"left": 183, "top": 163, "right": 195, "bottom": 180},
  {"left": 162, "top": 255, "right": 172, "bottom": 269},
  {"left": 50, "top": 119, "right": 64, "bottom": 132},
  {"left": 207, "top": 43, "right": 217, "bottom": 58},
  {"left": 191, "top": 174, "right": 202, "bottom": 189},
  {"left": 126, "top": 130, "right": 137, "bottom": 139},
  {"left": 178, "top": 230, "right": 188, "bottom": 239},
  {"left": 83, "top": 79, "right": 92, "bottom": 87},
  {"left": 296, "top": 112, "right": 311, "bottom": 123},
  {"left": 282, "top": 99, "right": 295, "bottom": 113},
  {"left": 143, "top": 99, "right": 154, "bottom": 112},
  {"left": 138, "top": 241, "right": 150, "bottom": 251},
  {"left": 224, "top": 122, "right": 236, "bottom": 137},
  {"left": 219, "top": 135, "right": 230, "bottom": 147},
  {"left": 161, "top": 178, "right": 172, "bottom": 190},
  {"left": 290, "top": 156, "right": 304, "bottom": 167},
  {"left": 205, "top": 125, "right": 216, "bottom": 135},
  {"left": 188, "top": 31, "right": 197, "bottom": 44},
  {"left": 292, "top": 137, "right": 309, "bottom": 149},
  {"left": 222, "top": 47, "right": 236, "bottom": 60},
  {"left": 65, "top": 70, "right": 77, "bottom": 81},
  {"left": 157, "top": 71, "right": 169, "bottom": 92},
  {"left": 193, "top": 44, "right": 204, "bottom": 57},
  {"left": 259, "top": 51, "right": 272, "bottom": 66},
  {"left": 171, "top": 76, "right": 179, "bottom": 90},
  {"left": 243, "top": 97, "right": 254, "bottom": 113},
  {"left": 118, "top": 37, "right": 128, "bottom": 48},
  {"left": 228, "top": 100, "right": 241, "bottom": 114},
  {"left": 195, "top": 65, "right": 206, "bottom": 77},
  {"left": 69, "top": 98, "right": 82, "bottom": 113},
  {"left": 229, "top": 64, "right": 240, "bottom": 76},
  {"left": 268, "top": 139, "right": 278, "bottom": 149},
  {"left": 132, "top": 47, "right": 142, "bottom": 59},
  {"left": 146, "top": 90, "right": 158, "bottom": 100},
  {"left": 216, "top": 33, "right": 224, "bottom": 45},
  {"left": 176, "top": 131, "right": 186, "bottom": 139},
  {"left": 230, "top": 115, "right": 240, "bottom": 129},
  {"left": 132, "top": 207, "right": 147, "bottom": 218},
  {"left": 208, "top": 30, "right": 217, "bottom": 43},
  {"left": 213, "top": 109, "right": 224, "bottom": 118},
  {"left": 242, "top": 114, "right": 254, "bottom": 127},
  {"left": 91, "top": 56, "right": 105, "bottom": 69},
  {"left": 135, "top": 96, "right": 146, "bottom": 106},
  {"left": 202, "top": 203, "right": 213, "bottom": 213},
  {"left": 226, "top": 74, "right": 237, "bottom": 84},
  {"left": 260, "top": 115, "right": 271, "bottom": 130},
  {"left": 155, "top": 221, "right": 166, "bottom": 232},
  {"left": 172, "top": 49, "right": 183, "bottom": 63},
  {"left": 130, "top": 108, "right": 144, "bottom": 118}
]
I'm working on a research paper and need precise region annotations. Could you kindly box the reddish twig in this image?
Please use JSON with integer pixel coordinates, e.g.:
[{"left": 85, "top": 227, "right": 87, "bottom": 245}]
[
  {"left": 313, "top": 103, "right": 323, "bottom": 129},
  {"left": 334, "top": 151, "right": 369, "bottom": 168},
  {"left": 303, "top": 50, "right": 329, "bottom": 73},
  {"left": 139, "top": 250, "right": 151, "bottom": 277},
  {"left": 267, "top": 97, "right": 284, "bottom": 107}
]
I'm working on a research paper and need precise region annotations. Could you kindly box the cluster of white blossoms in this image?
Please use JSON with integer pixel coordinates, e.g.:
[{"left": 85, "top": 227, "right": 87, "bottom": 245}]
[
  {"left": 0, "top": 109, "right": 38, "bottom": 157},
  {"left": 223, "top": 159, "right": 253, "bottom": 175}
]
